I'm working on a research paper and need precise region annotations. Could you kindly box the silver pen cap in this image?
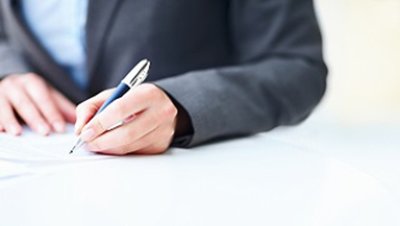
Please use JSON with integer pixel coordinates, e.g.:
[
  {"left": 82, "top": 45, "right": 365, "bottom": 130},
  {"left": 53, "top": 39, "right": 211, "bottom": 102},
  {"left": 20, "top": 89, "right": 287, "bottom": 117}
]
[{"left": 122, "top": 59, "right": 150, "bottom": 88}]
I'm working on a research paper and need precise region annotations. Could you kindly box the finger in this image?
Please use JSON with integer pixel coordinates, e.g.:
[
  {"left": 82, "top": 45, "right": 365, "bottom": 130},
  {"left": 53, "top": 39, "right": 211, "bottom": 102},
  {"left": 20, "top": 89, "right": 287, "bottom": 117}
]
[
  {"left": 52, "top": 89, "right": 77, "bottom": 124},
  {"left": 81, "top": 85, "right": 153, "bottom": 141},
  {"left": 74, "top": 89, "right": 114, "bottom": 135},
  {"left": 96, "top": 128, "right": 171, "bottom": 155},
  {"left": 5, "top": 86, "right": 50, "bottom": 135},
  {"left": 86, "top": 109, "right": 160, "bottom": 151},
  {"left": 24, "top": 81, "right": 66, "bottom": 133},
  {"left": 0, "top": 97, "right": 22, "bottom": 135},
  {"left": 0, "top": 124, "right": 3, "bottom": 132}
]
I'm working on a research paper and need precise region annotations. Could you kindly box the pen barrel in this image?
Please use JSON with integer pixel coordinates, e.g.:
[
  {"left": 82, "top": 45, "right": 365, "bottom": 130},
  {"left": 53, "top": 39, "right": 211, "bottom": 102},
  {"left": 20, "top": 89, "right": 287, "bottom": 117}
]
[{"left": 97, "top": 82, "right": 130, "bottom": 113}]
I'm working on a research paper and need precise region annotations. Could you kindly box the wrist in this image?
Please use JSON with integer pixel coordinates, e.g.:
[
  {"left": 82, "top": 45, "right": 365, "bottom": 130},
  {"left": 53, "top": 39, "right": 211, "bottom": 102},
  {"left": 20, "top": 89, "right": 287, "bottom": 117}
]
[{"left": 155, "top": 85, "right": 193, "bottom": 134}]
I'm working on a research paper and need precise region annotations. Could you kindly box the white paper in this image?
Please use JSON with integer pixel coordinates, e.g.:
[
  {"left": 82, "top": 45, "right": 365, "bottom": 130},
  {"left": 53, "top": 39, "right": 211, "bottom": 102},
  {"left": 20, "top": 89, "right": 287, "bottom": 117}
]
[
  {"left": 0, "top": 125, "right": 110, "bottom": 163},
  {"left": 0, "top": 160, "right": 30, "bottom": 179}
]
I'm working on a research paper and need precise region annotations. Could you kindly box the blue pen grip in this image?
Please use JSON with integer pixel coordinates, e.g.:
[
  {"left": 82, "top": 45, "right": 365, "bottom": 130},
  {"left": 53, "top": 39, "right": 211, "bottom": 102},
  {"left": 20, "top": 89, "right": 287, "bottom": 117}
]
[{"left": 97, "top": 83, "right": 130, "bottom": 113}]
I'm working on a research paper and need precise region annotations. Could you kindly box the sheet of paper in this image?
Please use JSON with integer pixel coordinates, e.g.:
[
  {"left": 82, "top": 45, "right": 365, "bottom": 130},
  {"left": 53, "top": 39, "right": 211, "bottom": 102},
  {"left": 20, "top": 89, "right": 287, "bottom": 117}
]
[
  {"left": 0, "top": 160, "right": 30, "bottom": 179},
  {"left": 0, "top": 125, "right": 111, "bottom": 163}
]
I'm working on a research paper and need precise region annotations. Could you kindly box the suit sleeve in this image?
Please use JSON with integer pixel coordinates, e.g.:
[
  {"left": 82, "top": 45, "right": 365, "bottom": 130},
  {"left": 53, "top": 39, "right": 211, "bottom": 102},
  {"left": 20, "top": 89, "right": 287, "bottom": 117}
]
[
  {"left": 0, "top": 5, "right": 30, "bottom": 78},
  {"left": 155, "top": 0, "right": 328, "bottom": 147}
]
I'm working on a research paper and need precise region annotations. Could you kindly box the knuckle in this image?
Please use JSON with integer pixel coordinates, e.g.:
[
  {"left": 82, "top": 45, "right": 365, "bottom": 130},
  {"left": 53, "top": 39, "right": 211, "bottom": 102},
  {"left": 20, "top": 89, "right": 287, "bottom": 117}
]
[
  {"left": 154, "top": 90, "right": 166, "bottom": 101},
  {"left": 162, "top": 104, "right": 177, "bottom": 118},
  {"left": 25, "top": 73, "right": 40, "bottom": 80},
  {"left": 1, "top": 76, "right": 15, "bottom": 86},
  {"left": 27, "top": 74, "right": 46, "bottom": 86},
  {"left": 17, "top": 73, "right": 44, "bottom": 87}
]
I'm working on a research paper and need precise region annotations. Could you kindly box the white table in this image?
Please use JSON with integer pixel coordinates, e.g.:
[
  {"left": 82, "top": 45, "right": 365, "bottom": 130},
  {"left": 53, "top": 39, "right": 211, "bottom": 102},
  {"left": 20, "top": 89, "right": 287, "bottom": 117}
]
[{"left": 0, "top": 119, "right": 399, "bottom": 226}]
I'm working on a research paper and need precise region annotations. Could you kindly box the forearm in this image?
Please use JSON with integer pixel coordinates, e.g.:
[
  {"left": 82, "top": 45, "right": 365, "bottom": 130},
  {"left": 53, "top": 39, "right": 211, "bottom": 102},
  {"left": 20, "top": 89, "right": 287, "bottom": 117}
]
[
  {"left": 156, "top": 0, "right": 327, "bottom": 147},
  {"left": 155, "top": 56, "right": 327, "bottom": 147}
]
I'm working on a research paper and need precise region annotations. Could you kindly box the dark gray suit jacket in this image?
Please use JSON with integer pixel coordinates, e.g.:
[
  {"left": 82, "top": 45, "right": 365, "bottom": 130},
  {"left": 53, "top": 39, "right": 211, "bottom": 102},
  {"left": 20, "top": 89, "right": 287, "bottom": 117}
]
[{"left": 0, "top": 0, "right": 327, "bottom": 147}]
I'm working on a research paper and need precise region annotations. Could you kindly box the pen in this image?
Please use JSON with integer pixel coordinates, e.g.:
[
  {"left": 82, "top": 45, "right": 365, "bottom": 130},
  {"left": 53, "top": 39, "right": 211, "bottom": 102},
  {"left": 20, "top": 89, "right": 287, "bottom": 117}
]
[{"left": 69, "top": 59, "right": 150, "bottom": 154}]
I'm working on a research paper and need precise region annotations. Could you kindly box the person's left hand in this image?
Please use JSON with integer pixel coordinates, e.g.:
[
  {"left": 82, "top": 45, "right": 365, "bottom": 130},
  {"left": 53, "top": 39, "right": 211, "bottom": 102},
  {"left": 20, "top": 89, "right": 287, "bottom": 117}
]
[{"left": 74, "top": 84, "right": 178, "bottom": 155}]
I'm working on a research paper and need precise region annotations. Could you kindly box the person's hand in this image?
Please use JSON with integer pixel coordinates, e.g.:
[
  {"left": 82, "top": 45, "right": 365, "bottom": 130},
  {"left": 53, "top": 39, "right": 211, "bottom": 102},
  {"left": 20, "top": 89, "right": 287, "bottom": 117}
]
[
  {"left": 0, "top": 73, "right": 76, "bottom": 135},
  {"left": 74, "top": 84, "right": 178, "bottom": 155}
]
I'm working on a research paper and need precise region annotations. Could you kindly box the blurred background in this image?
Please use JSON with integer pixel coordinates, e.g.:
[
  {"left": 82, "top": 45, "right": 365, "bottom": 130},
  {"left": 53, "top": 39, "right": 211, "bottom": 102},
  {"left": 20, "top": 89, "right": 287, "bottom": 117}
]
[{"left": 314, "top": 0, "right": 400, "bottom": 125}]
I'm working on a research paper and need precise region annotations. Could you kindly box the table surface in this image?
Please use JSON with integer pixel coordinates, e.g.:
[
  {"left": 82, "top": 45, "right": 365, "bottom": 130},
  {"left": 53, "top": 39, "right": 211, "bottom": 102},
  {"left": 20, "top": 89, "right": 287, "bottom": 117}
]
[{"left": 0, "top": 118, "right": 399, "bottom": 226}]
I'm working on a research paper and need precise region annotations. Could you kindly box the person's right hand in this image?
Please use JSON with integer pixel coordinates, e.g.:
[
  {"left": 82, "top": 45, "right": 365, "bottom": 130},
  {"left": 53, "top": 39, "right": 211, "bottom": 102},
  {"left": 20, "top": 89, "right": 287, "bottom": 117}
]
[{"left": 0, "top": 73, "right": 76, "bottom": 136}]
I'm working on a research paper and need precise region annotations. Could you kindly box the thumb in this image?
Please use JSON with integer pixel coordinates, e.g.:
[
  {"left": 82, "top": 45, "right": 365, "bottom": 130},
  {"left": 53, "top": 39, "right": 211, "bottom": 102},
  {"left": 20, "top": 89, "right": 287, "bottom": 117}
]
[{"left": 74, "top": 89, "right": 114, "bottom": 135}]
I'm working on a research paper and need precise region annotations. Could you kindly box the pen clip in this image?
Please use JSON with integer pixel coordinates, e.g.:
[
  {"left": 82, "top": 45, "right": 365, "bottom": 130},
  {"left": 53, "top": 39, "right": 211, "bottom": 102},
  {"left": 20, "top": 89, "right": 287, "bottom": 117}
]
[{"left": 122, "top": 59, "right": 150, "bottom": 88}]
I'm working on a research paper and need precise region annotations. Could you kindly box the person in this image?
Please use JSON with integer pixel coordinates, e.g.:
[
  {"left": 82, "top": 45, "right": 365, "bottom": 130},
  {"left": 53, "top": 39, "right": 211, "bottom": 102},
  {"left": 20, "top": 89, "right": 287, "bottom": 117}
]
[{"left": 0, "top": 0, "right": 327, "bottom": 155}]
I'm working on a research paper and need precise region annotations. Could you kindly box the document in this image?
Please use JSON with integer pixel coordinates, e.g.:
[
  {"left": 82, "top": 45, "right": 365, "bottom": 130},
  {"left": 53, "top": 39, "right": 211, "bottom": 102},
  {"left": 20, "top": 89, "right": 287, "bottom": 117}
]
[
  {"left": 0, "top": 125, "right": 110, "bottom": 163},
  {"left": 0, "top": 160, "right": 30, "bottom": 179}
]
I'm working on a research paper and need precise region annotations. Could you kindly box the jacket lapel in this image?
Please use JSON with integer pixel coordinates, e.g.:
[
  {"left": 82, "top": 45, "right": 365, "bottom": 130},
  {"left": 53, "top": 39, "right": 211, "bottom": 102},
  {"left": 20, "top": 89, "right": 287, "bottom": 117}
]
[
  {"left": 2, "top": 0, "right": 87, "bottom": 103},
  {"left": 86, "top": 0, "right": 123, "bottom": 86}
]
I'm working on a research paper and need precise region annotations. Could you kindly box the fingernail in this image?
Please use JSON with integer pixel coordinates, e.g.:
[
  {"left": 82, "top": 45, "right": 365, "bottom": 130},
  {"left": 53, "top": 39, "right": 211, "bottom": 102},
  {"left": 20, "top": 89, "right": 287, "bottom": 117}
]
[
  {"left": 80, "top": 128, "right": 95, "bottom": 141},
  {"left": 74, "top": 120, "right": 82, "bottom": 135},
  {"left": 53, "top": 122, "right": 65, "bottom": 133},
  {"left": 38, "top": 125, "right": 50, "bottom": 136}
]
